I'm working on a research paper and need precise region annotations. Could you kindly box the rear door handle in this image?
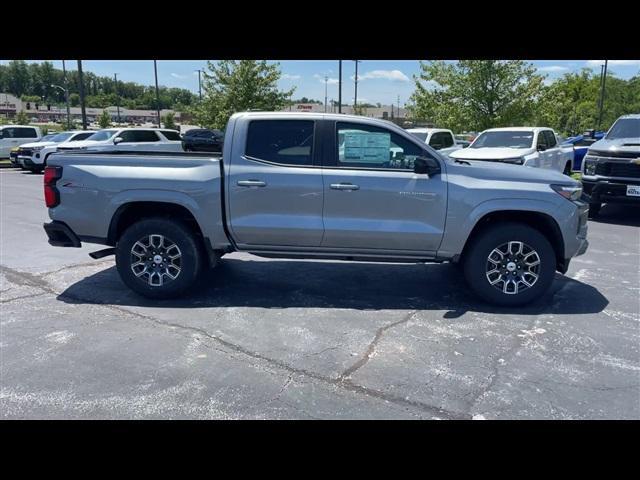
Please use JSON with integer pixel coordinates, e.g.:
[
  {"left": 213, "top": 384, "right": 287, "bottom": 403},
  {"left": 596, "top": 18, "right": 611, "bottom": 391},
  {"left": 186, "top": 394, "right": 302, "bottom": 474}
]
[
  {"left": 237, "top": 180, "right": 267, "bottom": 187},
  {"left": 330, "top": 183, "right": 360, "bottom": 191}
]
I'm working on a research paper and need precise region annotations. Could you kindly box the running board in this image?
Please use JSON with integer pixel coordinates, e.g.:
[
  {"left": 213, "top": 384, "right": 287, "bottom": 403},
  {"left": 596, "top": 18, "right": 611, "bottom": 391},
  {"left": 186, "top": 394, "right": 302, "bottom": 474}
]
[{"left": 89, "top": 247, "right": 116, "bottom": 259}]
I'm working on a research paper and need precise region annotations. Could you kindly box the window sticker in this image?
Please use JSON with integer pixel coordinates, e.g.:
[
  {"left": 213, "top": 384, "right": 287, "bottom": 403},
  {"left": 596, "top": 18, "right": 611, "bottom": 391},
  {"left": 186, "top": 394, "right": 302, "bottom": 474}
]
[{"left": 341, "top": 131, "right": 391, "bottom": 164}]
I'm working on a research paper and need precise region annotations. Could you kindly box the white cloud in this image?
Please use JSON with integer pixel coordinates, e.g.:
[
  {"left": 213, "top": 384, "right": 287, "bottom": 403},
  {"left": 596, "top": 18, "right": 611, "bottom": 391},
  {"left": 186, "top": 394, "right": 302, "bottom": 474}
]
[
  {"left": 282, "top": 73, "right": 301, "bottom": 81},
  {"left": 170, "top": 73, "right": 188, "bottom": 79},
  {"left": 586, "top": 60, "right": 640, "bottom": 67},
  {"left": 351, "top": 70, "right": 410, "bottom": 82},
  {"left": 537, "top": 65, "right": 569, "bottom": 73}
]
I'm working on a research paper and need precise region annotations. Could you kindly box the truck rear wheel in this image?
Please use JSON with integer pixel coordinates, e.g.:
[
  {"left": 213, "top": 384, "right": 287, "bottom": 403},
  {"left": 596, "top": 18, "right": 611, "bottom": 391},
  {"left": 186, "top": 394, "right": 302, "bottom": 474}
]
[
  {"left": 115, "top": 218, "right": 203, "bottom": 299},
  {"left": 463, "top": 222, "right": 556, "bottom": 306}
]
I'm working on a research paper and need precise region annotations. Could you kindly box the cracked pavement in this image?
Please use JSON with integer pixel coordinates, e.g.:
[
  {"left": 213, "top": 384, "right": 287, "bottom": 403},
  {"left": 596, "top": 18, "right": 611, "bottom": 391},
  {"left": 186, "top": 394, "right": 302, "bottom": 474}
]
[{"left": 1, "top": 168, "right": 639, "bottom": 419}]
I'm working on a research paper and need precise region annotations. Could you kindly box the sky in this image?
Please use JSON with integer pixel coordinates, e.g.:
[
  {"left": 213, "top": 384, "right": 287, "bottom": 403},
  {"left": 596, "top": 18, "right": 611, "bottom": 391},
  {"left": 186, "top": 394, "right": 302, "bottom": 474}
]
[{"left": 2, "top": 60, "right": 639, "bottom": 107}]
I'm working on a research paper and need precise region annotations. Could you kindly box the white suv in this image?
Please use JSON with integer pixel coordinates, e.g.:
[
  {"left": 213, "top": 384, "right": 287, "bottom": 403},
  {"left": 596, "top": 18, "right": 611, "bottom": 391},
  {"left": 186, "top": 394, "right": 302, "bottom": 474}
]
[
  {"left": 21, "top": 130, "right": 96, "bottom": 172},
  {"left": 57, "top": 128, "right": 184, "bottom": 154},
  {"left": 0, "top": 125, "right": 42, "bottom": 158},
  {"left": 406, "top": 128, "right": 463, "bottom": 157}
]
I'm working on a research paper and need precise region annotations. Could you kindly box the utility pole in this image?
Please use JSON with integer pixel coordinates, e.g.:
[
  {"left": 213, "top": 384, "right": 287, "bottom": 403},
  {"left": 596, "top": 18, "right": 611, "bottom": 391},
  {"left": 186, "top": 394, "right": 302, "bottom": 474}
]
[
  {"left": 354, "top": 60, "right": 361, "bottom": 111},
  {"left": 324, "top": 75, "right": 328, "bottom": 113},
  {"left": 77, "top": 60, "right": 87, "bottom": 130},
  {"left": 338, "top": 60, "right": 342, "bottom": 113},
  {"left": 195, "top": 69, "right": 203, "bottom": 100},
  {"left": 154, "top": 60, "right": 161, "bottom": 128},
  {"left": 597, "top": 60, "right": 608, "bottom": 131},
  {"left": 61, "top": 60, "right": 71, "bottom": 129},
  {"left": 114, "top": 73, "right": 121, "bottom": 124}
]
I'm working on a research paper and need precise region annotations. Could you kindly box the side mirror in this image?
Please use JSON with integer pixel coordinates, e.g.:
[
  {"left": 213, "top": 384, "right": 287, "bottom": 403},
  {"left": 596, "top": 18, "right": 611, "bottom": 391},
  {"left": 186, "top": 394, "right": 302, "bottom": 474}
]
[
  {"left": 537, "top": 144, "right": 546, "bottom": 152},
  {"left": 113, "top": 137, "right": 123, "bottom": 145},
  {"left": 414, "top": 156, "right": 441, "bottom": 176}
]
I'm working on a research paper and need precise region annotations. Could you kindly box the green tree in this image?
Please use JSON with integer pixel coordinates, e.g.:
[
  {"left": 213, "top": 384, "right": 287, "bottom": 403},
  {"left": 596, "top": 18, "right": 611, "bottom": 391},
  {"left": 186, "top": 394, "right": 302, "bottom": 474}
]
[
  {"left": 15, "top": 110, "right": 30, "bottom": 125},
  {"left": 409, "top": 60, "right": 545, "bottom": 131},
  {"left": 192, "top": 60, "right": 295, "bottom": 129},
  {"left": 98, "top": 109, "right": 112, "bottom": 129},
  {"left": 162, "top": 112, "right": 177, "bottom": 130}
]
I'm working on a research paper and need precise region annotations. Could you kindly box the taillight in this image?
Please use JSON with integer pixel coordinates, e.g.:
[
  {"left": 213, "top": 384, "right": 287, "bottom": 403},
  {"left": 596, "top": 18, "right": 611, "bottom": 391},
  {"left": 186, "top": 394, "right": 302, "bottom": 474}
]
[{"left": 44, "top": 166, "right": 62, "bottom": 208}]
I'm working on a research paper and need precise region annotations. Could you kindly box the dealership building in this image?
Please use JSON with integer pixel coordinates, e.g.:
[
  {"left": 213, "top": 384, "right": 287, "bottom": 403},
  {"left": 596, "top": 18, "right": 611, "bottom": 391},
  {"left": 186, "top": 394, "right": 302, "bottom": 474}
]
[{"left": 0, "top": 93, "right": 182, "bottom": 125}]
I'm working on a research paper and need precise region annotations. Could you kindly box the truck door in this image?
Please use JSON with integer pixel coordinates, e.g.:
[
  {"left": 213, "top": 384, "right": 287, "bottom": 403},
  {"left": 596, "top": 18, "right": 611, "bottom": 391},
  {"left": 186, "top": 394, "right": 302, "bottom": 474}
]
[
  {"left": 543, "top": 130, "right": 562, "bottom": 172},
  {"left": 227, "top": 119, "right": 324, "bottom": 247},
  {"left": 321, "top": 120, "right": 447, "bottom": 253},
  {"left": 535, "top": 131, "right": 550, "bottom": 168}
]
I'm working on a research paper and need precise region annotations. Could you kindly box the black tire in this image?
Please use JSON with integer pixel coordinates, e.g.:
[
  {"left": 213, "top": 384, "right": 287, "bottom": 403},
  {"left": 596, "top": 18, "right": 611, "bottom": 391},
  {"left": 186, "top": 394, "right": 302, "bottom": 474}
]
[
  {"left": 115, "top": 217, "right": 203, "bottom": 299},
  {"left": 463, "top": 222, "right": 556, "bottom": 307},
  {"left": 588, "top": 202, "right": 601, "bottom": 218}
]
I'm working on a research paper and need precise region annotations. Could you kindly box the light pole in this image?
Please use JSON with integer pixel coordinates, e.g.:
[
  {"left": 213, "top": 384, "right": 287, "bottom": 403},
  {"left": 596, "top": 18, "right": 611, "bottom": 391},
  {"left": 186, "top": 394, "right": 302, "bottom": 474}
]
[
  {"left": 114, "top": 73, "right": 121, "bottom": 124},
  {"left": 597, "top": 60, "right": 608, "bottom": 131},
  {"left": 77, "top": 60, "right": 87, "bottom": 130},
  {"left": 154, "top": 60, "right": 161, "bottom": 128},
  {"left": 338, "top": 60, "right": 342, "bottom": 113},
  {"left": 61, "top": 60, "right": 71, "bottom": 129},
  {"left": 50, "top": 84, "right": 70, "bottom": 129},
  {"left": 195, "top": 69, "right": 203, "bottom": 100},
  {"left": 354, "top": 60, "right": 361, "bottom": 112},
  {"left": 324, "top": 76, "right": 328, "bottom": 113}
]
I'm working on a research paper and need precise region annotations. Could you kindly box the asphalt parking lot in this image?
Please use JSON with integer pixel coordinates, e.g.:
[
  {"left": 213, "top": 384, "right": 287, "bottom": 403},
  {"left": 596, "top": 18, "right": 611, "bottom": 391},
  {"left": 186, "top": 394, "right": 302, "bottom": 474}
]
[{"left": 1, "top": 167, "right": 639, "bottom": 419}]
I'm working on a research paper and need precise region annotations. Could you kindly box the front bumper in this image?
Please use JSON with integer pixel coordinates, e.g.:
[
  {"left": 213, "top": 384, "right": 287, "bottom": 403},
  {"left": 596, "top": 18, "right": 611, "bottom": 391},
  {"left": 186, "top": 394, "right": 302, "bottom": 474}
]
[
  {"left": 43, "top": 221, "right": 81, "bottom": 247},
  {"left": 583, "top": 178, "right": 640, "bottom": 205}
]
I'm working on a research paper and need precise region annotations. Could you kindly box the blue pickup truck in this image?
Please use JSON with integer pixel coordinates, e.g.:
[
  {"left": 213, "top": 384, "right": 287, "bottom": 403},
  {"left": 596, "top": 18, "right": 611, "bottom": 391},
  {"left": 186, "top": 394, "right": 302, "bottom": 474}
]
[{"left": 562, "top": 130, "right": 606, "bottom": 172}]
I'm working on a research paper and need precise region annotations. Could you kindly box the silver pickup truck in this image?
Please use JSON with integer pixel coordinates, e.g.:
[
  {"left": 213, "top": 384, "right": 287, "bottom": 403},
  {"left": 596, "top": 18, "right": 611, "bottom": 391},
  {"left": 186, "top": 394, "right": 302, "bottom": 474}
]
[{"left": 43, "top": 112, "right": 589, "bottom": 306}]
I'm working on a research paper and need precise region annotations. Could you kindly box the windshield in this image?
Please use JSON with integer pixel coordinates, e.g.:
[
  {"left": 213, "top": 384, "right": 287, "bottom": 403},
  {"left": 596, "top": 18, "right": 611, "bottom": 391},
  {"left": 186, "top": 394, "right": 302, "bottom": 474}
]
[
  {"left": 470, "top": 131, "right": 534, "bottom": 149},
  {"left": 40, "top": 134, "right": 57, "bottom": 142},
  {"left": 606, "top": 118, "right": 640, "bottom": 139},
  {"left": 50, "top": 132, "right": 74, "bottom": 143},
  {"left": 408, "top": 131, "right": 428, "bottom": 141},
  {"left": 86, "top": 129, "right": 117, "bottom": 141}
]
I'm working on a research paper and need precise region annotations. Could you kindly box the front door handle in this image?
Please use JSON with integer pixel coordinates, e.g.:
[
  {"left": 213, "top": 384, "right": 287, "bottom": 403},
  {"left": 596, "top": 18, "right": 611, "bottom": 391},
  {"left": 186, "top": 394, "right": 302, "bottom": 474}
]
[
  {"left": 237, "top": 180, "right": 267, "bottom": 187},
  {"left": 330, "top": 183, "right": 360, "bottom": 191}
]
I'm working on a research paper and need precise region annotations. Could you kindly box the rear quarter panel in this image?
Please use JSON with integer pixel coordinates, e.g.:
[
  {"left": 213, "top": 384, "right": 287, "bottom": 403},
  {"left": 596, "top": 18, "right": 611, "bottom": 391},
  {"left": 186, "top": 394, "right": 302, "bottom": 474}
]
[{"left": 47, "top": 153, "right": 229, "bottom": 249}]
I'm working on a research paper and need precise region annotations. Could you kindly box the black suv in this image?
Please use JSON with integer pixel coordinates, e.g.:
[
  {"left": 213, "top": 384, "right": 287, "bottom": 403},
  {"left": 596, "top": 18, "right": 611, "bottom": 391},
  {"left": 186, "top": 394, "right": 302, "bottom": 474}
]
[{"left": 182, "top": 128, "right": 224, "bottom": 153}]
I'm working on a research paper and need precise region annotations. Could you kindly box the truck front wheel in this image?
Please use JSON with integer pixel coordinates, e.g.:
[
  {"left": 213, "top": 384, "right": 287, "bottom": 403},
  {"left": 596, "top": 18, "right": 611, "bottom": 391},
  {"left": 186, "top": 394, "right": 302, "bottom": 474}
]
[
  {"left": 463, "top": 223, "right": 556, "bottom": 306},
  {"left": 115, "top": 218, "right": 203, "bottom": 299}
]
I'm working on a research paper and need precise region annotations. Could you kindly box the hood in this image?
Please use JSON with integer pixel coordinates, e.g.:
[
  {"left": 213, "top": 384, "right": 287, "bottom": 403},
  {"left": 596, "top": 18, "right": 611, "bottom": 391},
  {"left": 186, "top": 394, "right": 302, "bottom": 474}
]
[
  {"left": 589, "top": 137, "right": 640, "bottom": 154},
  {"left": 19, "top": 141, "right": 57, "bottom": 149},
  {"left": 56, "top": 139, "right": 103, "bottom": 149},
  {"left": 449, "top": 146, "right": 534, "bottom": 160},
  {"left": 445, "top": 157, "right": 577, "bottom": 185}
]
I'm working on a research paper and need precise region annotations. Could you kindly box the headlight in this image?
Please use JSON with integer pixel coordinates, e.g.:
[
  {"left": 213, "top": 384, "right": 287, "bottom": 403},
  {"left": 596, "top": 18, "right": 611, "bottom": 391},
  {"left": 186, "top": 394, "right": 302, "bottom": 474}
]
[
  {"left": 32, "top": 146, "right": 44, "bottom": 152},
  {"left": 500, "top": 157, "right": 524, "bottom": 165},
  {"left": 551, "top": 184, "right": 582, "bottom": 202},
  {"left": 583, "top": 156, "right": 597, "bottom": 175}
]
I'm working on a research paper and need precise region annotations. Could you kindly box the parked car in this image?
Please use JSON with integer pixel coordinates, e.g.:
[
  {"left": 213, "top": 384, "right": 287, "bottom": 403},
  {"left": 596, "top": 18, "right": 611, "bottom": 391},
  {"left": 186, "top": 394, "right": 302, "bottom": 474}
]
[
  {"left": 43, "top": 112, "right": 588, "bottom": 306},
  {"left": 562, "top": 130, "right": 606, "bottom": 172},
  {"left": 456, "top": 139, "right": 471, "bottom": 148},
  {"left": 581, "top": 114, "right": 640, "bottom": 217},
  {"left": 182, "top": 128, "right": 224, "bottom": 152},
  {"left": 450, "top": 127, "right": 575, "bottom": 175},
  {"left": 55, "top": 128, "right": 184, "bottom": 154},
  {"left": 0, "top": 125, "right": 42, "bottom": 159},
  {"left": 20, "top": 130, "right": 96, "bottom": 172},
  {"left": 406, "top": 128, "right": 462, "bottom": 156}
]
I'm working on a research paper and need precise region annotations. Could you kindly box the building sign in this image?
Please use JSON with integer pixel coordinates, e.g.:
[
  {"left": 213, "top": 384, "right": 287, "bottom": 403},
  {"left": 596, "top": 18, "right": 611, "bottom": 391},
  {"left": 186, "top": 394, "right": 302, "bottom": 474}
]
[{"left": 296, "top": 105, "right": 313, "bottom": 110}]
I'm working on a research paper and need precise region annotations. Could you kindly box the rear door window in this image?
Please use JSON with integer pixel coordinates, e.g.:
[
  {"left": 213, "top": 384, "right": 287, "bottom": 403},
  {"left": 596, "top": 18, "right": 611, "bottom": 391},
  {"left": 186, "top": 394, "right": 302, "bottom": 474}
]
[
  {"left": 161, "top": 130, "right": 182, "bottom": 141},
  {"left": 246, "top": 120, "right": 315, "bottom": 166},
  {"left": 429, "top": 132, "right": 454, "bottom": 150}
]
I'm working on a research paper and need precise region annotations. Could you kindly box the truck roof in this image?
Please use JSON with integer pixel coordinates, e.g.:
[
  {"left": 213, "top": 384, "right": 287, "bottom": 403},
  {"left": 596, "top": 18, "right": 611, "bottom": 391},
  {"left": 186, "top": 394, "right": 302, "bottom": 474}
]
[
  {"left": 406, "top": 128, "right": 452, "bottom": 134},
  {"left": 483, "top": 127, "right": 553, "bottom": 132},
  {"left": 617, "top": 114, "right": 640, "bottom": 119}
]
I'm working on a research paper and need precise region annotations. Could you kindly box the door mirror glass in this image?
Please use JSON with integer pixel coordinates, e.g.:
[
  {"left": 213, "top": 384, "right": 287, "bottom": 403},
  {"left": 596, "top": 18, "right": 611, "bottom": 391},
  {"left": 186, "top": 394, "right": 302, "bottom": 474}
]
[
  {"left": 113, "top": 137, "right": 123, "bottom": 145},
  {"left": 414, "top": 156, "right": 440, "bottom": 175},
  {"left": 536, "top": 144, "right": 546, "bottom": 152}
]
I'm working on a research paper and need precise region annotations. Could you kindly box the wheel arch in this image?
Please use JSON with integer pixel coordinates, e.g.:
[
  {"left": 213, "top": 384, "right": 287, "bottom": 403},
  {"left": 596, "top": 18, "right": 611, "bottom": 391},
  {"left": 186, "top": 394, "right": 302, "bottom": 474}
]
[{"left": 459, "top": 210, "right": 566, "bottom": 272}]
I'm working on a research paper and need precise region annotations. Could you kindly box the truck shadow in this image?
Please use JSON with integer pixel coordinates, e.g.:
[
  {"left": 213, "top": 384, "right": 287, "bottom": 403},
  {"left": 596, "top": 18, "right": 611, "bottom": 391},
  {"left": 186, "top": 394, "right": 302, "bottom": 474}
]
[
  {"left": 57, "top": 258, "right": 608, "bottom": 316},
  {"left": 589, "top": 204, "right": 640, "bottom": 227}
]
